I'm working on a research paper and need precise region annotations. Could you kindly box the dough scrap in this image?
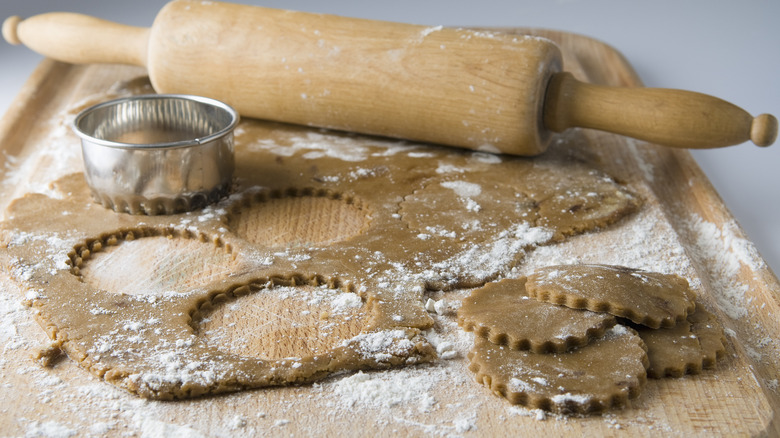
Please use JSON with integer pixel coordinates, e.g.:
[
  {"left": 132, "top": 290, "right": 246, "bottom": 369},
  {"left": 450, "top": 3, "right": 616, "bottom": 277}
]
[
  {"left": 536, "top": 184, "right": 639, "bottom": 242},
  {"left": 526, "top": 264, "right": 695, "bottom": 329},
  {"left": 467, "top": 325, "right": 648, "bottom": 415},
  {"left": 458, "top": 278, "right": 616, "bottom": 353},
  {"left": 637, "top": 303, "right": 727, "bottom": 378},
  {"left": 0, "top": 106, "right": 640, "bottom": 399}
]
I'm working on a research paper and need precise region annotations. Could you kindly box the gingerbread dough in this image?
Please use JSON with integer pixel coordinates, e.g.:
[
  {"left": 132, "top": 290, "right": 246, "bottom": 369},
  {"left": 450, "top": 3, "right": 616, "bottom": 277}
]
[
  {"left": 526, "top": 264, "right": 695, "bottom": 329},
  {"left": 687, "top": 304, "right": 728, "bottom": 369},
  {"left": 0, "top": 87, "right": 640, "bottom": 399},
  {"left": 637, "top": 304, "right": 727, "bottom": 378},
  {"left": 468, "top": 325, "right": 648, "bottom": 415},
  {"left": 458, "top": 278, "right": 616, "bottom": 353}
]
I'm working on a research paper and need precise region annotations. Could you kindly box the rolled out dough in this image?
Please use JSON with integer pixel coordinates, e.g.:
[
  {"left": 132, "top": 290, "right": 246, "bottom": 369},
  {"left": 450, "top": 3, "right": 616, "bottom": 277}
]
[{"left": 0, "top": 87, "right": 640, "bottom": 399}]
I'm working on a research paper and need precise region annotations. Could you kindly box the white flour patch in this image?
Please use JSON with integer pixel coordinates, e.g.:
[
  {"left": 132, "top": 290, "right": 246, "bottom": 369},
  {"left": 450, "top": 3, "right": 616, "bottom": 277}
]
[
  {"left": 22, "top": 420, "right": 77, "bottom": 438},
  {"left": 139, "top": 419, "right": 207, "bottom": 438},
  {"left": 244, "top": 132, "right": 413, "bottom": 162},
  {"left": 431, "top": 223, "right": 553, "bottom": 283},
  {"left": 328, "top": 369, "right": 438, "bottom": 412},
  {"left": 420, "top": 25, "right": 443, "bottom": 38},
  {"left": 0, "top": 120, "right": 82, "bottom": 211},
  {"left": 436, "top": 163, "right": 466, "bottom": 174},
  {"left": 521, "top": 204, "right": 692, "bottom": 277},
  {"left": 343, "top": 330, "right": 416, "bottom": 362},
  {"left": 440, "top": 181, "right": 482, "bottom": 198},
  {"left": 0, "top": 285, "right": 36, "bottom": 355},
  {"left": 684, "top": 214, "right": 762, "bottom": 320}
]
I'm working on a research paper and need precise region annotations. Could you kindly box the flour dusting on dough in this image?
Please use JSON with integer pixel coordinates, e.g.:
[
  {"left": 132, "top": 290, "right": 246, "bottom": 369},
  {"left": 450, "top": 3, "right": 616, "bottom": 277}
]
[{"left": 243, "top": 131, "right": 412, "bottom": 162}]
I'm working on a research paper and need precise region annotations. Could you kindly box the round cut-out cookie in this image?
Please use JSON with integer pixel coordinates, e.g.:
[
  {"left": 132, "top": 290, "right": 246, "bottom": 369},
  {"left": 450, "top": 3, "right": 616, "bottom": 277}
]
[
  {"left": 526, "top": 264, "right": 695, "bottom": 329},
  {"left": 637, "top": 303, "right": 727, "bottom": 378},
  {"left": 467, "top": 325, "right": 648, "bottom": 414},
  {"left": 458, "top": 278, "right": 616, "bottom": 353}
]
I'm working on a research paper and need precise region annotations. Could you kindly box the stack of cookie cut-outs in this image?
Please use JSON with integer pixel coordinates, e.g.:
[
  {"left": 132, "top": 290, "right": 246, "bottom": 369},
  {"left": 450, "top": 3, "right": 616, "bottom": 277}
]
[{"left": 458, "top": 264, "right": 727, "bottom": 415}]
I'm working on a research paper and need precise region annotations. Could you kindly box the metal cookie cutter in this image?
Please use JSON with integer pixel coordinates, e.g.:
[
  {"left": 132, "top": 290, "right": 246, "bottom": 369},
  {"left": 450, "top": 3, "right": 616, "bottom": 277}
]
[{"left": 73, "top": 94, "right": 239, "bottom": 215}]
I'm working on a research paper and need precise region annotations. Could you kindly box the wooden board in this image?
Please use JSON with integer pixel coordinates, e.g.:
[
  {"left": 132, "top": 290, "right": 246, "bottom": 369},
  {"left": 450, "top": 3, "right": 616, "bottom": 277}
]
[{"left": 0, "top": 29, "right": 778, "bottom": 437}]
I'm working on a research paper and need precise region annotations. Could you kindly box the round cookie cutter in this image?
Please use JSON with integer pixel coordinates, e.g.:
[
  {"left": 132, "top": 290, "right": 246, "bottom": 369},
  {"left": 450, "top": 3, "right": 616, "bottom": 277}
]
[{"left": 72, "top": 94, "right": 239, "bottom": 215}]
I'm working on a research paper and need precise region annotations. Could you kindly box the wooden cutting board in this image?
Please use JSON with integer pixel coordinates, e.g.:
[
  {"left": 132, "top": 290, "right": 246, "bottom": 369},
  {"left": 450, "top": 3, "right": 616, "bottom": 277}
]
[{"left": 0, "top": 29, "right": 778, "bottom": 437}]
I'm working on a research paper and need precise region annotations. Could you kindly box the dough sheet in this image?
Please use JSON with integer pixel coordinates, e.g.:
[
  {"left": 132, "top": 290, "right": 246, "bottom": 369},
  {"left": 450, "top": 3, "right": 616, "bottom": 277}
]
[{"left": 0, "top": 101, "right": 640, "bottom": 399}]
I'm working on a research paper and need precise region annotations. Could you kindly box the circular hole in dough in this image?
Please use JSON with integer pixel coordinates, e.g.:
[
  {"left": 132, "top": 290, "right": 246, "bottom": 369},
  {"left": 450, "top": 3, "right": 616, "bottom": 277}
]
[
  {"left": 228, "top": 190, "right": 370, "bottom": 248},
  {"left": 197, "top": 284, "right": 369, "bottom": 360},
  {"left": 77, "top": 231, "right": 238, "bottom": 296}
]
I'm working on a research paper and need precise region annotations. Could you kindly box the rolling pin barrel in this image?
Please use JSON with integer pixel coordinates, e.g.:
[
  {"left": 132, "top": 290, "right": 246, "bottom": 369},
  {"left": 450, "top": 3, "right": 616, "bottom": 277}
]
[
  {"left": 3, "top": 0, "right": 562, "bottom": 156},
  {"left": 147, "top": 1, "right": 562, "bottom": 156},
  {"left": 3, "top": 0, "right": 777, "bottom": 154}
]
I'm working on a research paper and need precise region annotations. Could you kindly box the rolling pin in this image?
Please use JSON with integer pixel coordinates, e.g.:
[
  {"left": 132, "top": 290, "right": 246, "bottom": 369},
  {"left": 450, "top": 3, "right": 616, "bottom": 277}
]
[{"left": 3, "top": 0, "right": 777, "bottom": 155}]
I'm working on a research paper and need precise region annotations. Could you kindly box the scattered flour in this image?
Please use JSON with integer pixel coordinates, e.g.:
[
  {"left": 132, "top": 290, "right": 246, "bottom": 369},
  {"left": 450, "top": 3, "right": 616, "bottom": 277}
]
[
  {"left": 343, "top": 330, "right": 415, "bottom": 362},
  {"left": 5, "top": 231, "right": 76, "bottom": 278},
  {"left": 432, "top": 223, "right": 553, "bottom": 283},
  {"left": 22, "top": 420, "right": 77, "bottom": 438},
  {"left": 419, "top": 25, "right": 444, "bottom": 38},
  {"left": 243, "top": 131, "right": 413, "bottom": 162},
  {"left": 440, "top": 181, "right": 482, "bottom": 198},
  {"left": 0, "top": 121, "right": 81, "bottom": 214},
  {"left": 684, "top": 213, "right": 764, "bottom": 320},
  {"left": 521, "top": 203, "right": 692, "bottom": 277},
  {"left": 139, "top": 419, "right": 207, "bottom": 438},
  {"left": 329, "top": 369, "right": 438, "bottom": 412}
]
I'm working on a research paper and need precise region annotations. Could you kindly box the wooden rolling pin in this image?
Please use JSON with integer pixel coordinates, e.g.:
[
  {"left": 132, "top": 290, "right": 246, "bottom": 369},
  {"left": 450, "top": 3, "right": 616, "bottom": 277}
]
[{"left": 3, "top": 0, "right": 777, "bottom": 155}]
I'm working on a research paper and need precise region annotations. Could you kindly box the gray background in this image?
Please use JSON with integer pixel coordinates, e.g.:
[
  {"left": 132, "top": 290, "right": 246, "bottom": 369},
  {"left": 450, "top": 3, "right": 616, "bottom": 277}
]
[{"left": 1, "top": 0, "right": 778, "bottom": 274}]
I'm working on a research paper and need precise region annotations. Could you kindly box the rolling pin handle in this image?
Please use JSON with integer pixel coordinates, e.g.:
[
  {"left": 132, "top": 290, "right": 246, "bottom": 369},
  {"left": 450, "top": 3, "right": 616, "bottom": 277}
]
[
  {"left": 543, "top": 72, "right": 777, "bottom": 150},
  {"left": 2, "top": 15, "right": 22, "bottom": 45},
  {"left": 751, "top": 114, "right": 778, "bottom": 147},
  {"left": 2, "top": 12, "right": 149, "bottom": 67}
]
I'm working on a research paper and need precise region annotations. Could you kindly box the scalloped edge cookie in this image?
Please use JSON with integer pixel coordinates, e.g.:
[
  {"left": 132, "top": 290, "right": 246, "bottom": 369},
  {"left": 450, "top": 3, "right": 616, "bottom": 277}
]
[
  {"left": 526, "top": 264, "right": 695, "bottom": 329},
  {"left": 637, "top": 303, "right": 727, "bottom": 378},
  {"left": 458, "top": 277, "right": 616, "bottom": 353},
  {"left": 467, "top": 325, "right": 648, "bottom": 415}
]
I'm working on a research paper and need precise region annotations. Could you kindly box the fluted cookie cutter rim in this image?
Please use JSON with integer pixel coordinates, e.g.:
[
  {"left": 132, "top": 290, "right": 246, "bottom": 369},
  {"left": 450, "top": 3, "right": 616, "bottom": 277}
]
[{"left": 72, "top": 94, "right": 240, "bottom": 215}]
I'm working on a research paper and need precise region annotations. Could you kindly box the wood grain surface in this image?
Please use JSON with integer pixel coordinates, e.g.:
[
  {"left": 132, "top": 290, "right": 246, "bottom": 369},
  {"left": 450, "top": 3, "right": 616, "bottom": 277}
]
[{"left": 0, "top": 29, "right": 778, "bottom": 437}]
